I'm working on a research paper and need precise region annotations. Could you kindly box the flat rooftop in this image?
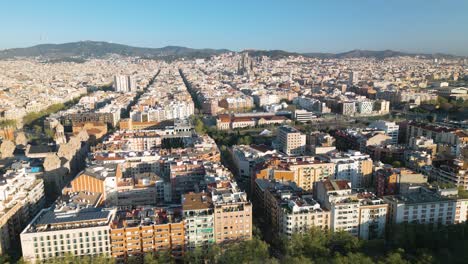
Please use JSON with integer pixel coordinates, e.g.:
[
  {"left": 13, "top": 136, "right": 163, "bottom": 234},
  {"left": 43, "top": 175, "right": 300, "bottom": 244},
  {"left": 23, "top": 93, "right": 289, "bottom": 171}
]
[
  {"left": 24, "top": 208, "right": 113, "bottom": 233},
  {"left": 182, "top": 192, "right": 213, "bottom": 211}
]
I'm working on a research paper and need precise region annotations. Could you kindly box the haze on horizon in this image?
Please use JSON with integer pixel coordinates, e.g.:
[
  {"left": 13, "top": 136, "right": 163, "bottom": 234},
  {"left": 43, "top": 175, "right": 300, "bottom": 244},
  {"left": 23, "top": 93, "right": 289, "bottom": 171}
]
[{"left": 1, "top": 0, "right": 468, "bottom": 56}]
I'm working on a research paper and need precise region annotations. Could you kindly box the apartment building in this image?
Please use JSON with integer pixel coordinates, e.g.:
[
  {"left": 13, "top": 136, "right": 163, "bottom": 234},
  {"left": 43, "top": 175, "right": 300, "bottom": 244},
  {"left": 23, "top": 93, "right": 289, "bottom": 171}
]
[
  {"left": 114, "top": 75, "right": 137, "bottom": 93},
  {"left": 431, "top": 159, "right": 468, "bottom": 190},
  {"left": 20, "top": 205, "right": 116, "bottom": 262},
  {"left": 278, "top": 195, "right": 330, "bottom": 238},
  {"left": 182, "top": 193, "right": 215, "bottom": 249},
  {"left": 357, "top": 192, "right": 388, "bottom": 240},
  {"left": 211, "top": 182, "right": 252, "bottom": 243},
  {"left": 277, "top": 125, "right": 306, "bottom": 156},
  {"left": 406, "top": 122, "right": 467, "bottom": 146},
  {"left": 322, "top": 150, "right": 373, "bottom": 188},
  {"left": 109, "top": 207, "right": 184, "bottom": 260},
  {"left": 383, "top": 186, "right": 468, "bottom": 226},
  {"left": 230, "top": 144, "right": 276, "bottom": 184},
  {"left": 0, "top": 162, "right": 45, "bottom": 255},
  {"left": 369, "top": 120, "right": 399, "bottom": 145},
  {"left": 316, "top": 180, "right": 360, "bottom": 236},
  {"left": 168, "top": 161, "right": 206, "bottom": 201},
  {"left": 306, "top": 131, "right": 336, "bottom": 154},
  {"left": 374, "top": 167, "right": 427, "bottom": 197},
  {"left": 254, "top": 157, "right": 335, "bottom": 191}
]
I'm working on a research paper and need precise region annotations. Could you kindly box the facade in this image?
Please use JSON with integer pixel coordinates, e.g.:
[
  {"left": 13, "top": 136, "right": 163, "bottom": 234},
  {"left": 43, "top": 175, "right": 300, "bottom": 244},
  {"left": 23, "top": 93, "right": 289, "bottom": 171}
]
[
  {"left": 316, "top": 180, "right": 360, "bottom": 236},
  {"left": 357, "top": 101, "right": 374, "bottom": 115},
  {"left": 114, "top": 75, "right": 137, "bottom": 93},
  {"left": 0, "top": 163, "right": 45, "bottom": 255},
  {"left": 369, "top": 120, "right": 399, "bottom": 145},
  {"left": 230, "top": 144, "right": 276, "bottom": 184},
  {"left": 109, "top": 207, "right": 184, "bottom": 260},
  {"left": 20, "top": 207, "right": 115, "bottom": 262},
  {"left": 277, "top": 126, "right": 306, "bottom": 156},
  {"left": 279, "top": 195, "right": 330, "bottom": 237},
  {"left": 406, "top": 122, "right": 467, "bottom": 146},
  {"left": 254, "top": 158, "right": 335, "bottom": 191},
  {"left": 182, "top": 193, "right": 214, "bottom": 250},
  {"left": 383, "top": 186, "right": 468, "bottom": 226},
  {"left": 211, "top": 182, "right": 252, "bottom": 243},
  {"left": 294, "top": 110, "right": 315, "bottom": 123},
  {"left": 323, "top": 150, "right": 373, "bottom": 188},
  {"left": 431, "top": 159, "right": 468, "bottom": 190},
  {"left": 358, "top": 193, "right": 388, "bottom": 240},
  {"left": 375, "top": 167, "right": 427, "bottom": 197},
  {"left": 341, "top": 101, "right": 356, "bottom": 116},
  {"left": 316, "top": 180, "right": 387, "bottom": 239}
]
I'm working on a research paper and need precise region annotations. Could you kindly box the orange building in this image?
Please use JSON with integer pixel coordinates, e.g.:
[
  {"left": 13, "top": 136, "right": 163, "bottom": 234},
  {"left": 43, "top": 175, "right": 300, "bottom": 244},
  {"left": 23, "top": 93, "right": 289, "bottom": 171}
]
[
  {"left": 119, "top": 118, "right": 159, "bottom": 130},
  {"left": 210, "top": 181, "right": 252, "bottom": 244},
  {"left": 0, "top": 127, "right": 15, "bottom": 141},
  {"left": 253, "top": 158, "right": 334, "bottom": 191},
  {"left": 64, "top": 163, "right": 122, "bottom": 200},
  {"left": 110, "top": 208, "right": 185, "bottom": 260},
  {"left": 72, "top": 122, "right": 108, "bottom": 143}
]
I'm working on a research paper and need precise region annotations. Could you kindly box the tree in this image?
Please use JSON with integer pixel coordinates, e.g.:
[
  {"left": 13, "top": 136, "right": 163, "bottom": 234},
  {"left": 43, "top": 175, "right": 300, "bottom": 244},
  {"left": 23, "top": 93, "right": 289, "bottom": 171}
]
[
  {"left": 378, "top": 249, "right": 410, "bottom": 264},
  {"left": 332, "top": 253, "right": 374, "bottom": 264},
  {"left": 218, "top": 238, "right": 271, "bottom": 264},
  {"left": 281, "top": 255, "right": 313, "bottom": 264},
  {"left": 183, "top": 247, "right": 204, "bottom": 264},
  {"left": 194, "top": 117, "right": 206, "bottom": 135},
  {"left": 33, "top": 125, "right": 43, "bottom": 136},
  {"left": 0, "top": 254, "right": 10, "bottom": 264}
]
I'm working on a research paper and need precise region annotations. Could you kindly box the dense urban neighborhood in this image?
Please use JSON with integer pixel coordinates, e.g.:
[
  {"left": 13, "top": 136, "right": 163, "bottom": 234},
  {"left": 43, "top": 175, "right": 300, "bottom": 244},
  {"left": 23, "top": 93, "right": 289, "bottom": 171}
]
[{"left": 0, "top": 47, "right": 467, "bottom": 264}]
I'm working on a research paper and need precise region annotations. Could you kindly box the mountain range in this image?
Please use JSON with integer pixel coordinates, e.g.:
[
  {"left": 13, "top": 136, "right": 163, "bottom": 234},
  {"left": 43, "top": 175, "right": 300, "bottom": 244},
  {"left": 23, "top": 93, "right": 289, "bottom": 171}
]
[{"left": 0, "top": 41, "right": 461, "bottom": 61}]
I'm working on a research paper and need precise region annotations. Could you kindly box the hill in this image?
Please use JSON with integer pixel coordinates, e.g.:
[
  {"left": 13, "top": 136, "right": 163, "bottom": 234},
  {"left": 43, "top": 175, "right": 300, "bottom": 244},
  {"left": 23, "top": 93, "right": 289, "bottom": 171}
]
[
  {"left": 0, "top": 41, "right": 461, "bottom": 60},
  {"left": 0, "top": 41, "right": 230, "bottom": 60},
  {"left": 244, "top": 49, "right": 460, "bottom": 59}
]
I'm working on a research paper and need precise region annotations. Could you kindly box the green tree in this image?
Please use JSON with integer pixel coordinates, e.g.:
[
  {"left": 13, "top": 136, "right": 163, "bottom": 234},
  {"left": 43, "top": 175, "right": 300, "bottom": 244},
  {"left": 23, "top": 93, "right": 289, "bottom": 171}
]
[
  {"left": 33, "top": 124, "right": 43, "bottom": 136},
  {"left": 0, "top": 254, "right": 10, "bottom": 264},
  {"left": 194, "top": 117, "right": 206, "bottom": 135},
  {"left": 218, "top": 238, "right": 271, "bottom": 264},
  {"left": 332, "top": 253, "right": 374, "bottom": 264},
  {"left": 378, "top": 249, "right": 410, "bottom": 264}
]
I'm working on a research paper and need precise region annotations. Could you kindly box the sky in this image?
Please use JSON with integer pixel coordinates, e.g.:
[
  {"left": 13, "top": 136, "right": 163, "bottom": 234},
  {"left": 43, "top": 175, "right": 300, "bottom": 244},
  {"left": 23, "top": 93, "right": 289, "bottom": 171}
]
[{"left": 1, "top": 0, "right": 467, "bottom": 55}]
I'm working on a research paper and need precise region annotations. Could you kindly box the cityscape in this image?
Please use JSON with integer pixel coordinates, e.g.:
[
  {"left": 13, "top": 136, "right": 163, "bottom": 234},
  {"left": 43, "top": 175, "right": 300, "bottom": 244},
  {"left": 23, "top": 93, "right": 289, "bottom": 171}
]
[{"left": 0, "top": 1, "right": 468, "bottom": 264}]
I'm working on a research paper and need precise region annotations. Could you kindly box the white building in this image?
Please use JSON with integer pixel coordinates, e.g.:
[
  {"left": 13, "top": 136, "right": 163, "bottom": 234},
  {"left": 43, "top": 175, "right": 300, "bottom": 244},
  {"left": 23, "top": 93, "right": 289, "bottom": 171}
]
[
  {"left": 357, "top": 101, "right": 374, "bottom": 115},
  {"left": 341, "top": 102, "right": 356, "bottom": 116},
  {"left": 277, "top": 126, "right": 306, "bottom": 156},
  {"left": 358, "top": 193, "right": 388, "bottom": 240},
  {"left": 383, "top": 186, "right": 468, "bottom": 226},
  {"left": 231, "top": 145, "right": 276, "bottom": 183},
  {"left": 316, "top": 180, "right": 387, "bottom": 239},
  {"left": 323, "top": 151, "right": 373, "bottom": 188},
  {"left": 279, "top": 195, "right": 330, "bottom": 237},
  {"left": 294, "top": 110, "right": 315, "bottom": 123},
  {"left": 113, "top": 75, "right": 137, "bottom": 93},
  {"left": 316, "top": 180, "right": 360, "bottom": 236},
  {"left": 369, "top": 120, "right": 399, "bottom": 145},
  {"left": 0, "top": 162, "right": 45, "bottom": 255},
  {"left": 20, "top": 206, "right": 116, "bottom": 262}
]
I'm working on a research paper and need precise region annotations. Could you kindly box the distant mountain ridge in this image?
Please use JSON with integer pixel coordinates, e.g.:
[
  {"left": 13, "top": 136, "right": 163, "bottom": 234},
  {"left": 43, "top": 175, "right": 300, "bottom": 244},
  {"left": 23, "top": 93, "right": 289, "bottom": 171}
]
[
  {"left": 0, "top": 41, "right": 461, "bottom": 60},
  {"left": 253, "top": 49, "right": 460, "bottom": 59},
  {"left": 0, "top": 41, "right": 230, "bottom": 60}
]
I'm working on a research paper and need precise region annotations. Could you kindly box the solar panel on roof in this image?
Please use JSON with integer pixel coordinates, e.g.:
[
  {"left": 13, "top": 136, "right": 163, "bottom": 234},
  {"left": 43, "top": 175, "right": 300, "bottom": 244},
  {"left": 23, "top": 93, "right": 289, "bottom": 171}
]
[{"left": 36, "top": 209, "right": 110, "bottom": 226}]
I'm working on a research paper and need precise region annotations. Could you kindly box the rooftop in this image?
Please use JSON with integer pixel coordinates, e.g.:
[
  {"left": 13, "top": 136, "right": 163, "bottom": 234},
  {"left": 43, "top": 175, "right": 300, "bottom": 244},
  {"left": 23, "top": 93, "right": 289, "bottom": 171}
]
[{"left": 24, "top": 207, "right": 114, "bottom": 233}]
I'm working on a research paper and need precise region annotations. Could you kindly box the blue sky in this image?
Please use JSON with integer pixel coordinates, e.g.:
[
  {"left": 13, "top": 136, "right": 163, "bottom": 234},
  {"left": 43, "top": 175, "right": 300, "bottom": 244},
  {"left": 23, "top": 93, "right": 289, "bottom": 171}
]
[{"left": 1, "top": 0, "right": 467, "bottom": 55}]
